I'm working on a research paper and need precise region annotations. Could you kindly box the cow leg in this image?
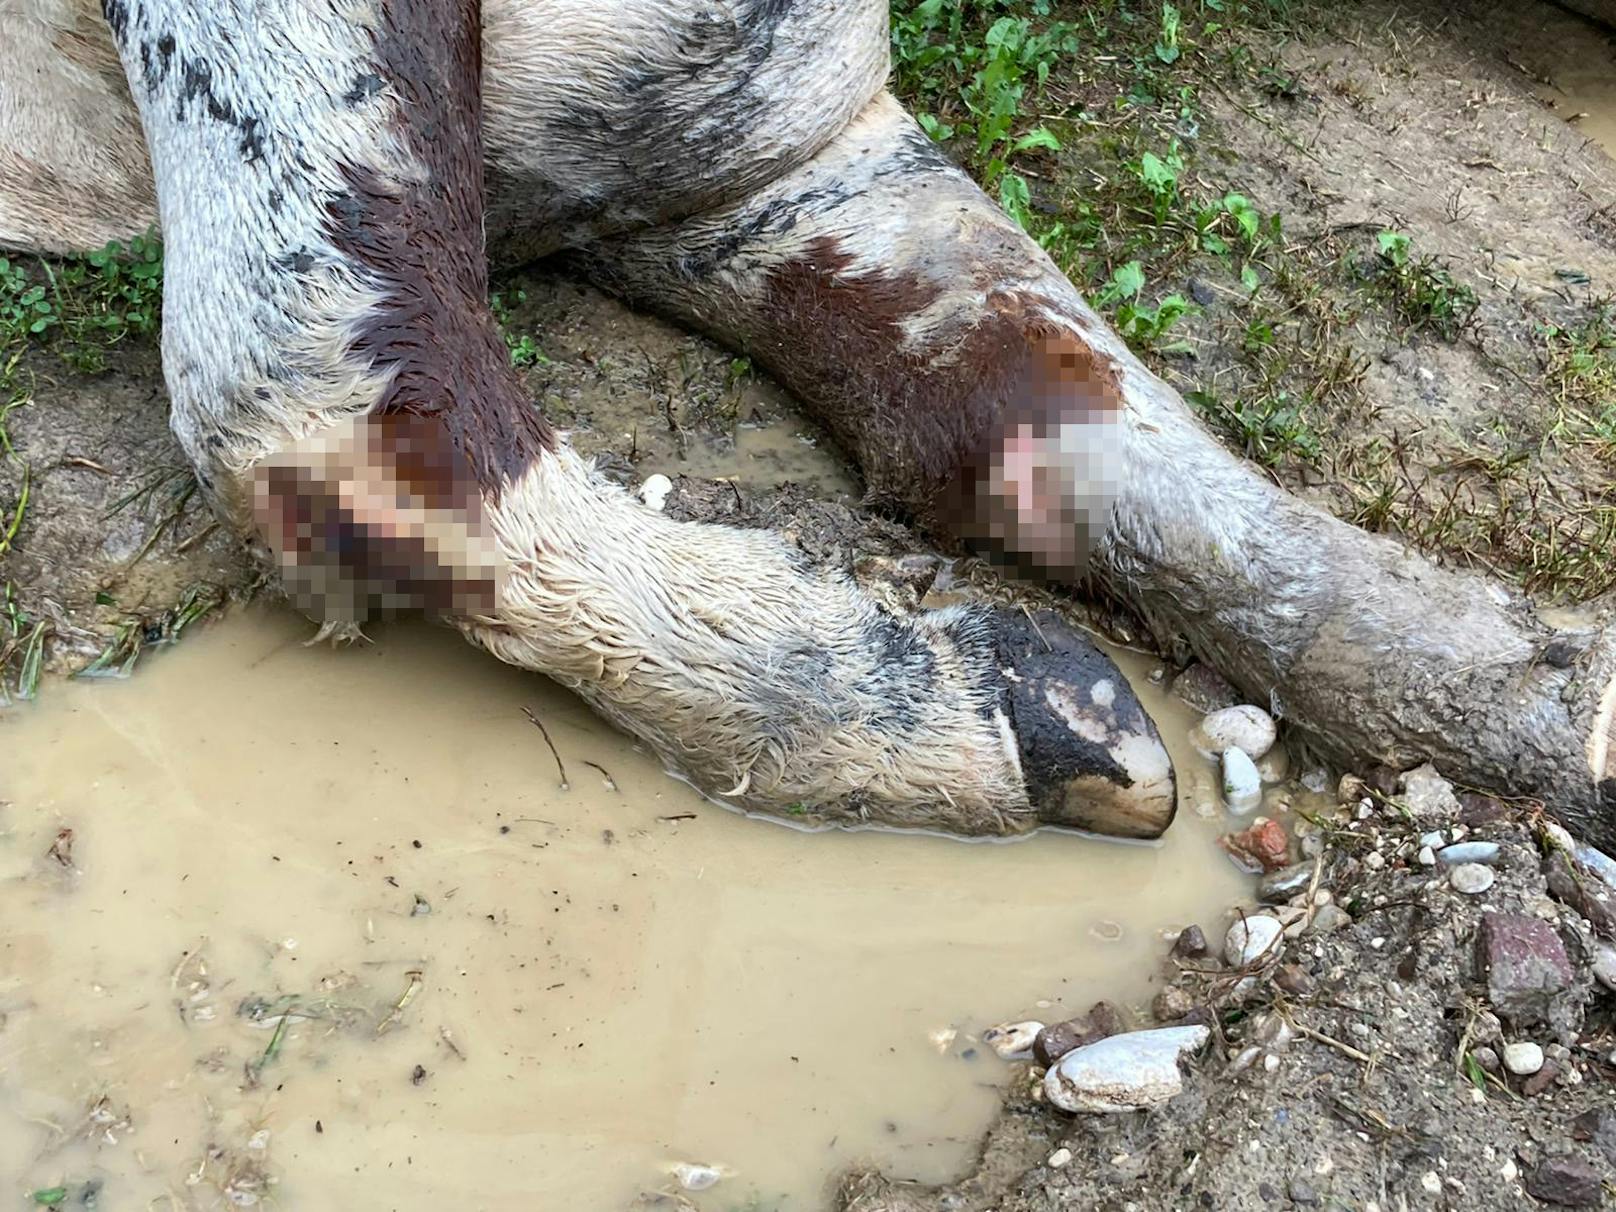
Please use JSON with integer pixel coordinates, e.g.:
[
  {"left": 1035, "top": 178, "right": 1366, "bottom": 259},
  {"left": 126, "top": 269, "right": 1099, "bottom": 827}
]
[
  {"left": 95, "top": 0, "right": 1174, "bottom": 840},
  {"left": 574, "top": 90, "right": 1616, "bottom": 846}
]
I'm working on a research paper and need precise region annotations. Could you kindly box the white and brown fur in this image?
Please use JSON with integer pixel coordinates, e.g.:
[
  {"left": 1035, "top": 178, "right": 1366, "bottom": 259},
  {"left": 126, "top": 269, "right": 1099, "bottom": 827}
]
[{"left": 8, "top": 0, "right": 1176, "bottom": 839}]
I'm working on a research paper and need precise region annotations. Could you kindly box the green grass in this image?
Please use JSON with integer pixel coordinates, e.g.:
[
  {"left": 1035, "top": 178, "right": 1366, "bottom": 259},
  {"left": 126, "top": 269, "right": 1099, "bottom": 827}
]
[
  {"left": 489, "top": 286, "right": 551, "bottom": 369},
  {"left": 0, "top": 233, "right": 163, "bottom": 372},
  {"left": 890, "top": 0, "right": 1615, "bottom": 601}
]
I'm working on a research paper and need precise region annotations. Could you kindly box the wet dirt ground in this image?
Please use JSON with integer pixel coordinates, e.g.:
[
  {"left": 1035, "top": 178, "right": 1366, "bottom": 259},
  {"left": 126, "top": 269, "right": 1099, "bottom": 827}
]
[{"left": 0, "top": 612, "right": 1251, "bottom": 1209}]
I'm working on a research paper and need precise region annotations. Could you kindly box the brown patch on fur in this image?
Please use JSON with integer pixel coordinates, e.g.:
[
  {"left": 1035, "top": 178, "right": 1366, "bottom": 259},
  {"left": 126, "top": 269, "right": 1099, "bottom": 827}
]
[
  {"left": 753, "top": 236, "right": 1125, "bottom": 542},
  {"left": 323, "top": 0, "right": 551, "bottom": 499}
]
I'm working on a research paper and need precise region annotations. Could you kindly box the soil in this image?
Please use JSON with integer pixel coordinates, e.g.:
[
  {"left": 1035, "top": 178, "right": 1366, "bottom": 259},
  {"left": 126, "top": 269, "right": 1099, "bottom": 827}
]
[
  {"left": 3, "top": 0, "right": 1616, "bottom": 1209},
  {"left": 1148, "top": 0, "right": 1616, "bottom": 601}
]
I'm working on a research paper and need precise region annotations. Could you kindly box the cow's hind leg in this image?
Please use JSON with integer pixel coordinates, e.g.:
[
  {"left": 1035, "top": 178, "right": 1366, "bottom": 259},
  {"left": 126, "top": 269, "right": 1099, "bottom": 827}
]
[
  {"left": 98, "top": 0, "right": 1174, "bottom": 839},
  {"left": 570, "top": 92, "right": 1125, "bottom": 583},
  {"left": 574, "top": 90, "right": 1616, "bottom": 844}
]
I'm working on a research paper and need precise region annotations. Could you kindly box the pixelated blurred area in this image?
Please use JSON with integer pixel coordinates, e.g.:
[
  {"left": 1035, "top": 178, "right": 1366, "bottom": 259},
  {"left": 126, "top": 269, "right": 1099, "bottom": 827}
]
[
  {"left": 250, "top": 411, "right": 503, "bottom": 625},
  {"left": 947, "top": 330, "right": 1123, "bottom": 582}
]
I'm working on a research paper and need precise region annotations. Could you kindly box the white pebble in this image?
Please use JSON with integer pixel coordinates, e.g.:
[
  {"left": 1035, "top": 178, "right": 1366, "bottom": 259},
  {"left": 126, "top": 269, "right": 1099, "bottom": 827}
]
[
  {"left": 1595, "top": 942, "right": 1616, "bottom": 992},
  {"left": 1503, "top": 1041, "right": 1544, "bottom": 1076},
  {"left": 1417, "top": 846, "right": 1435, "bottom": 867},
  {"left": 1225, "top": 915, "right": 1284, "bottom": 966},
  {"left": 982, "top": 1020, "right": 1044, "bottom": 1061},
  {"left": 1047, "top": 1147, "right": 1073, "bottom": 1168},
  {"left": 638, "top": 473, "right": 674, "bottom": 512},
  {"left": 1222, "top": 748, "right": 1263, "bottom": 815},
  {"left": 1191, "top": 705, "right": 1277, "bottom": 761},
  {"left": 1043, "top": 1026, "right": 1210, "bottom": 1113},
  {"left": 672, "top": 1163, "right": 723, "bottom": 1191},
  {"left": 1449, "top": 864, "right": 1495, "bottom": 895},
  {"left": 1418, "top": 830, "right": 1446, "bottom": 850}
]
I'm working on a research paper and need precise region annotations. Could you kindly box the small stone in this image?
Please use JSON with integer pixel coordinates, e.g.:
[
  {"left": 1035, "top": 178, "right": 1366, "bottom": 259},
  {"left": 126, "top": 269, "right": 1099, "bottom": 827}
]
[
  {"left": 1171, "top": 924, "right": 1208, "bottom": 959},
  {"left": 637, "top": 473, "right": 674, "bottom": 512},
  {"left": 1192, "top": 705, "right": 1277, "bottom": 761},
  {"left": 1594, "top": 942, "right": 1616, "bottom": 991},
  {"left": 1046, "top": 1147, "right": 1073, "bottom": 1169},
  {"left": 1088, "top": 1001, "right": 1128, "bottom": 1039},
  {"left": 1420, "top": 1171, "right": 1441, "bottom": 1195},
  {"left": 982, "top": 1021, "right": 1044, "bottom": 1061},
  {"left": 1438, "top": 841, "right": 1501, "bottom": 866},
  {"left": 1171, "top": 664, "right": 1241, "bottom": 714},
  {"left": 1274, "top": 964, "right": 1315, "bottom": 997},
  {"left": 1362, "top": 765, "right": 1398, "bottom": 797},
  {"left": 1262, "top": 1052, "right": 1280, "bottom": 1073},
  {"left": 1338, "top": 773, "right": 1369, "bottom": 804},
  {"left": 1479, "top": 912, "right": 1573, "bottom": 1025},
  {"left": 1256, "top": 747, "right": 1291, "bottom": 784},
  {"left": 1225, "top": 915, "right": 1284, "bottom": 966},
  {"left": 1570, "top": 1108, "right": 1616, "bottom": 1165},
  {"left": 1524, "top": 1156, "right": 1602, "bottom": 1207},
  {"left": 1251, "top": 1011, "right": 1294, "bottom": 1050},
  {"left": 1221, "top": 748, "right": 1263, "bottom": 815},
  {"left": 1257, "top": 862, "right": 1313, "bottom": 903},
  {"left": 1309, "top": 903, "right": 1352, "bottom": 934},
  {"left": 1419, "top": 830, "right": 1447, "bottom": 849},
  {"left": 1523, "top": 1062, "right": 1561, "bottom": 1097},
  {"left": 1504, "top": 1041, "right": 1545, "bottom": 1076},
  {"left": 1034, "top": 1019, "right": 1095, "bottom": 1067},
  {"left": 1547, "top": 851, "right": 1616, "bottom": 938},
  {"left": 1459, "top": 791, "right": 1509, "bottom": 827},
  {"left": 672, "top": 1163, "right": 722, "bottom": 1192},
  {"left": 1152, "top": 987, "right": 1196, "bottom": 1023},
  {"left": 1397, "top": 763, "right": 1461, "bottom": 820},
  {"left": 1289, "top": 1177, "right": 1320, "bottom": 1205},
  {"left": 1300, "top": 768, "right": 1330, "bottom": 794},
  {"left": 1450, "top": 863, "right": 1495, "bottom": 895},
  {"left": 1221, "top": 818, "right": 1290, "bottom": 872},
  {"left": 1044, "top": 1026, "right": 1210, "bottom": 1113},
  {"left": 1472, "top": 1045, "right": 1500, "bottom": 1073},
  {"left": 1574, "top": 842, "right": 1616, "bottom": 890},
  {"left": 1417, "top": 845, "right": 1436, "bottom": 867},
  {"left": 1364, "top": 851, "right": 1386, "bottom": 871}
]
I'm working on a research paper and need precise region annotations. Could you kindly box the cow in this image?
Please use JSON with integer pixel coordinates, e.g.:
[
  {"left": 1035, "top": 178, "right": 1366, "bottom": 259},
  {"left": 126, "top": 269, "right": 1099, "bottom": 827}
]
[
  {"left": 0, "top": 0, "right": 1177, "bottom": 841},
  {"left": 4, "top": 0, "right": 1613, "bottom": 847}
]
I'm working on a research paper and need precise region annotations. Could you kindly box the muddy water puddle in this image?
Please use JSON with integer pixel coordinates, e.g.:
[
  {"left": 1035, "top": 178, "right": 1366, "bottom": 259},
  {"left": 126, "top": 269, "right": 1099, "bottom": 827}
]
[
  {"left": 1, "top": 612, "right": 1253, "bottom": 1209},
  {"left": 1534, "top": 16, "right": 1616, "bottom": 157}
]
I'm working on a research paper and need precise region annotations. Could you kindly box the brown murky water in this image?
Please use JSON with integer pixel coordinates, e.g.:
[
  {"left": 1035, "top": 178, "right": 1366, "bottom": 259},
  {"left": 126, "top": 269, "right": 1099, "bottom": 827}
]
[
  {"left": 0, "top": 608, "right": 1255, "bottom": 1210},
  {"left": 1535, "top": 18, "right": 1616, "bottom": 157}
]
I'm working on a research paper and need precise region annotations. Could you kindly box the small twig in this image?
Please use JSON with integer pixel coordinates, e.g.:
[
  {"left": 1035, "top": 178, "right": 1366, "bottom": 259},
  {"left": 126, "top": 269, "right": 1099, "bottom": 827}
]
[
  {"left": 439, "top": 1025, "right": 466, "bottom": 1061},
  {"left": 376, "top": 969, "right": 424, "bottom": 1036},
  {"left": 61, "top": 456, "right": 112, "bottom": 474},
  {"left": 1293, "top": 1021, "right": 1373, "bottom": 1064},
  {"left": 522, "top": 706, "right": 569, "bottom": 791},
  {"left": 658, "top": 813, "right": 698, "bottom": 822},
  {"left": 581, "top": 760, "right": 618, "bottom": 792}
]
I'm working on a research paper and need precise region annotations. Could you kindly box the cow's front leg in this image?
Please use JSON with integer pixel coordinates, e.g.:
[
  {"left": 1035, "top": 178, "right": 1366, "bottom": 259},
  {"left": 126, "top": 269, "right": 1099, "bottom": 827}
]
[{"left": 99, "top": 0, "right": 1174, "bottom": 838}]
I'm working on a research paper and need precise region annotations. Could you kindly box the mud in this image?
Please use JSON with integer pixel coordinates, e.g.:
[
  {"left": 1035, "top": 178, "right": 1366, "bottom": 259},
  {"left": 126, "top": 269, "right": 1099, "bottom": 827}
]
[{"left": 0, "top": 609, "right": 1253, "bottom": 1209}]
